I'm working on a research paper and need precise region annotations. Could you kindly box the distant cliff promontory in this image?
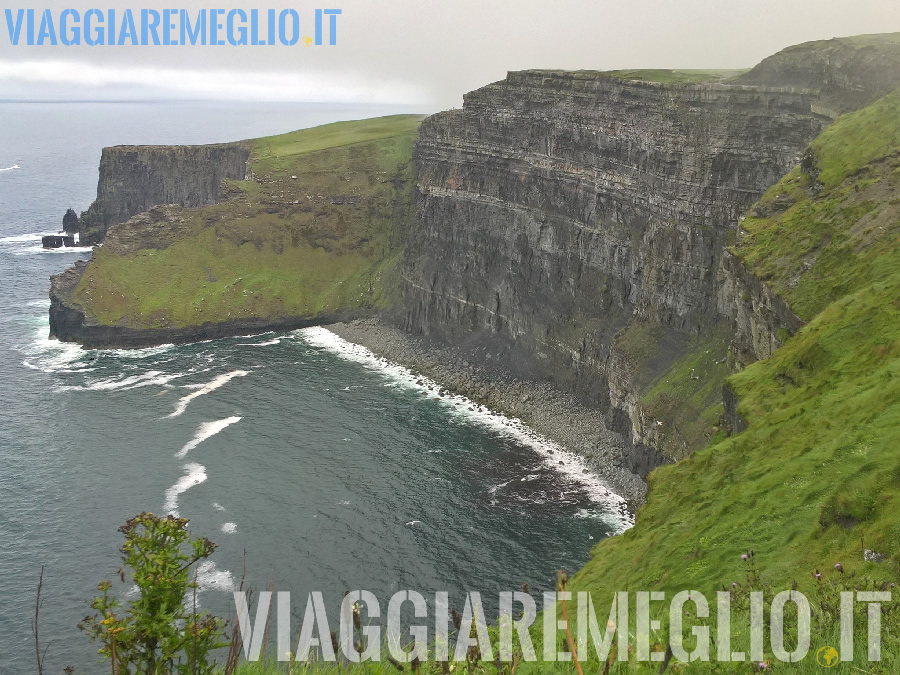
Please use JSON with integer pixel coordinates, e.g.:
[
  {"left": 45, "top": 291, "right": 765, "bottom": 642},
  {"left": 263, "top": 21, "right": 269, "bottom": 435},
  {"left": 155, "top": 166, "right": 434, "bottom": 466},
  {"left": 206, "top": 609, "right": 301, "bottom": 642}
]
[{"left": 51, "top": 116, "right": 422, "bottom": 345}]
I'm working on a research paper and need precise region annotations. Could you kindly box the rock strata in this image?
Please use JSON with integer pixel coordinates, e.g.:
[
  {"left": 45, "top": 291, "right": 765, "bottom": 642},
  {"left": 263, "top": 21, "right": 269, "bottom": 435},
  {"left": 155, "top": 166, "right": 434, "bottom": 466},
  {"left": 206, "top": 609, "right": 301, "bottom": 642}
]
[
  {"left": 399, "top": 69, "right": 831, "bottom": 468},
  {"left": 46, "top": 38, "right": 900, "bottom": 496},
  {"left": 77, "top": 142, "right": 251, "bottom": 244}
]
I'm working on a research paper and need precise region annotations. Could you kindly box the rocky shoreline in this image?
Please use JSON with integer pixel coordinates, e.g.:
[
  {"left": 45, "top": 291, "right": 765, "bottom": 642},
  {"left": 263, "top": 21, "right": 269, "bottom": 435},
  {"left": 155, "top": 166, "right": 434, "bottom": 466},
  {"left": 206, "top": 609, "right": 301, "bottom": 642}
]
[{"left": 329, "top": 318, "right": 648, "bottom": 506}]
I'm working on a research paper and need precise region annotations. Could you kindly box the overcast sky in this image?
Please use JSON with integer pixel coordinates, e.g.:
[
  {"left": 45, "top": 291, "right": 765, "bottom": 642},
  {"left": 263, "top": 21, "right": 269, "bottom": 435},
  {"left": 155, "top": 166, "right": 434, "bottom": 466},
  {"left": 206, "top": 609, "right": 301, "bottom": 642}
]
[{"left": 1, "top": 0, "right": 898, "bottom": 109}]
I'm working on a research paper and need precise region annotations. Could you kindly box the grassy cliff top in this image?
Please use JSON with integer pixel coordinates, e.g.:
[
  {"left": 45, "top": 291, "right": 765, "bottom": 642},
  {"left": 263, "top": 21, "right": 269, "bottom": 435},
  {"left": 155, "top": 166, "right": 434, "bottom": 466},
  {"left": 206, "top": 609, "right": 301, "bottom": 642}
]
[
  {"left": 773, "top": 31, "right": 900, "bottom": 52},
  {"left": 734, "top": 32, "right": 900, "bottom": 113},
  {"left": 516, "top": 32, "right": 899, "bottom": 98},
  {"left": 733, "top": 89, "right": 900, "bottom": 321},
  {"left": 250, "top": 114, "right": 424, "bottom": 173},
  {"left": 600, "top": 68, "right": 747, "bottom": 84},
  {"left": 73, "top": 115, "right": 423, "bottom": 330},
  {"left": 508, "top": 68, "right": 748, "bottom": 85}
]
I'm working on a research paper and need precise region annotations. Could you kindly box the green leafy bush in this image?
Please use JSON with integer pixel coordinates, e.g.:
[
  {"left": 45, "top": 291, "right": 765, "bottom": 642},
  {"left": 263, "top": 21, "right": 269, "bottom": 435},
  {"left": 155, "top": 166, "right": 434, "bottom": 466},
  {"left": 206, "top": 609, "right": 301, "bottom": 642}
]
[{"left": 79, "top": 512, "right": 227, "bottom": 674}]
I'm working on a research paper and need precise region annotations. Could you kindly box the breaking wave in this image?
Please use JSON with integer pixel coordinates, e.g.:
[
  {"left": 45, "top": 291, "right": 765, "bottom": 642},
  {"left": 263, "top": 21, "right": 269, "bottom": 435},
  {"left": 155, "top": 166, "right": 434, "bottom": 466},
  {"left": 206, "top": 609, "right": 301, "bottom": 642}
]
[{"left": 296, "top": 326, "right": 634, "bottom": 532}]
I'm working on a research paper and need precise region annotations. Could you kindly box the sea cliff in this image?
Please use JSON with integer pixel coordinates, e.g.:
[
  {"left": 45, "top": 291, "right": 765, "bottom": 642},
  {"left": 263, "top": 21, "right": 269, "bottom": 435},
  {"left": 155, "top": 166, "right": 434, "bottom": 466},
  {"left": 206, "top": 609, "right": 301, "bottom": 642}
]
[
  {"left": 401, "top": 70, "right": 830, "bottom": 469},
  {"left": 41, "top": 33, "right": 900, "bottom": 665},
  {"left": 49, "top": 34, "right": 900, "bottom": 496},
  {"left": 51, "top": 115, "right": 422, "bottom": 346}
]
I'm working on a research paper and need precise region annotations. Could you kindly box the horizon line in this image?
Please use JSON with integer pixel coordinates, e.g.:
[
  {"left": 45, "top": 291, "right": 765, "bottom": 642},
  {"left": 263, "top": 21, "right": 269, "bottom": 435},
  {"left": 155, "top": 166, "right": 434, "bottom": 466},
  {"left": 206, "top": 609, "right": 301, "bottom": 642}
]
[{"left": 0, "top": 98, "right": 428, "bottom": 106}]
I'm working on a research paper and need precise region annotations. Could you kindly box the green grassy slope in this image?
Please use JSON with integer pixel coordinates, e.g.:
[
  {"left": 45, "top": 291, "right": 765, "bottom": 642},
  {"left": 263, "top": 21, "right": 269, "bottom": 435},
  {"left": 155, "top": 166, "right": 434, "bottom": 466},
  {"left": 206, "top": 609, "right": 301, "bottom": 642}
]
[
  {"left": 602, "top": 69, "right": 747, "bottom": 84},
  {"left": 734, "top": 90, "right": 900, "bottom": 321},
  {"left": 74, "top": 115, "right": 423, "bottom": 329},
  {"left": 559, "top": 90, "right": 900, "bottom": 668}
]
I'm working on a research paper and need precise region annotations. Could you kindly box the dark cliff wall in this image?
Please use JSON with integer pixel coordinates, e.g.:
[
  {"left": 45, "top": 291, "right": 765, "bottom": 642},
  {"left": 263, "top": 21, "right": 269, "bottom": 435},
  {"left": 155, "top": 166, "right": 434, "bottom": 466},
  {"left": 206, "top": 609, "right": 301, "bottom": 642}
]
[
  {"left": 399, "top": 71, "right": 830, "bottom": 464},
  {"left": 78, "top": 143, "right": 251, "bottom": 244}
]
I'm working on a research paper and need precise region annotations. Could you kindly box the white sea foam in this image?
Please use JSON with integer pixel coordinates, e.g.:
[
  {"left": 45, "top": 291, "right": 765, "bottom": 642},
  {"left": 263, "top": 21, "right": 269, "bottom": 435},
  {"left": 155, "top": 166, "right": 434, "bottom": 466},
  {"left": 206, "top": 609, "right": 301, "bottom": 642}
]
[
  {"left": 248, "top": 338, "right": 281, "bottom": 346},
  {"left": 21, "top": 329, "right": 91, "bottom": 373},
  {"left": 176, "top": 417, "right": 242, "bottom": 458},
  {"left": 103, "top": 343, "right": 174, "bottom": 360},
  {"left": 212, "top": 502, "right": 226, "bottom": 511},
  {"left": 0, "top": 230, "right": 58, "bottom": 244},
  {"left": 167, "top": 370, "right": 249, "bottom": 418},
  {"left": 60, "top": 370, "right": 189, "bottom": 392},
  {"left": 163, "top": 462, "right": 207, "bottom": 516},
  {"left": 237, "top": 336, "right": 281, "bottom": 346},
  {"left": 575, "top": 507, "right": 635, "bottom": 530},
  {"left": 18, "top": 319, "right": 178, "bottom": 376},
  {"left": 296, "top": 326, "right": 634, "bottom": 532},
  {"left": 0, "top": 230, "right": 92, "bottom": 255},
  {"left": 0, "top": 164, "right": 20, "bottom": 171},
  {"left": 220, "top": 522, "right": 237, "bottom": 534},
  {"left": 194, "top": 560, "right": 234, "bottom": 592}
]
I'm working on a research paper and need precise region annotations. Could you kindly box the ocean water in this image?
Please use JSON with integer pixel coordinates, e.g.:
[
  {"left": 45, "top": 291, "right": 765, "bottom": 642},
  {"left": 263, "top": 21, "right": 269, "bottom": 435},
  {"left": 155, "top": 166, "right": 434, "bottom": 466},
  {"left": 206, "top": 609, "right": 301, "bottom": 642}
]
[{"left": 0, "top": 101, "right": 629, "bottom": 672}]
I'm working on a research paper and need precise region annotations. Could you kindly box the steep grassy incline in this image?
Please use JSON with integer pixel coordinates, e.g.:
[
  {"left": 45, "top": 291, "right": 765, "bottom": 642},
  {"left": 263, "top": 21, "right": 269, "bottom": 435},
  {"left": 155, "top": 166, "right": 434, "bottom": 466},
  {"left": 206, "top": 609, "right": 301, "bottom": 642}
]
[
  {"left": 567, "top": 90, "right": 900, "bottom": 659},
  {"left": 61, "top": 116, "right": 422, "bottom": 341},
  {"left": 734, "top": 90, "right": 900, "bottom": 321}
]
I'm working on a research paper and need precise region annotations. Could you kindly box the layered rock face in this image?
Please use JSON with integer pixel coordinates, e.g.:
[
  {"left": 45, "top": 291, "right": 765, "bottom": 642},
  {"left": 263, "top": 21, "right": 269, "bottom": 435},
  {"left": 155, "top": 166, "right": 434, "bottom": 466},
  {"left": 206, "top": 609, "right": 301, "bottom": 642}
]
[
  {"left": 716, "top": 250, "right": 805, "bottom": 364},
  {"left": 400, "top": 71, "right": 830, "bottom": 464},
  {"left": 49, "top": 37, "right": 897, "bottom": 486},
  {"left": 78, "top": 143, "right": 250, "bottom": 244}
]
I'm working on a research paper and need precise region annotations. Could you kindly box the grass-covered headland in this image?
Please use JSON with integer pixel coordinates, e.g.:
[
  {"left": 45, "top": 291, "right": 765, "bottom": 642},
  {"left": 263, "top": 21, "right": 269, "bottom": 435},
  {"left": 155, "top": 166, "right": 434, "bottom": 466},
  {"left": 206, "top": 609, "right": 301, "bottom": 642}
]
[{"left": 69, "top": 115, "right": 423, "bottom": 333}]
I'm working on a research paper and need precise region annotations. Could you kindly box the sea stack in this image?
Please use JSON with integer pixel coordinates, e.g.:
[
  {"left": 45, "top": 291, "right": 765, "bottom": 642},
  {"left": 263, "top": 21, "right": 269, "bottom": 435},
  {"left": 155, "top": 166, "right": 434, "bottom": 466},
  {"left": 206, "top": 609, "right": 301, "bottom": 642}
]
[
  {"left": 42, "top": 235, "right": 76, "bottom": 249},
  {"left": 62, "top": 208, "right": 79, "bottom": 235}
]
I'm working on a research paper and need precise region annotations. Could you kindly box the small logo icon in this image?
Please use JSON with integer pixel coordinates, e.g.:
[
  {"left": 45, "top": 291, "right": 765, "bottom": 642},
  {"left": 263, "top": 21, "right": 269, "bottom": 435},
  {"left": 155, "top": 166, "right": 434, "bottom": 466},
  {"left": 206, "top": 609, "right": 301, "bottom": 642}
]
[
  {"left": 816, "top": 646, "right": 839, "bottom": 667},
  {"left": 301, "top": 36, "right": 313, "bottom": 47}
]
